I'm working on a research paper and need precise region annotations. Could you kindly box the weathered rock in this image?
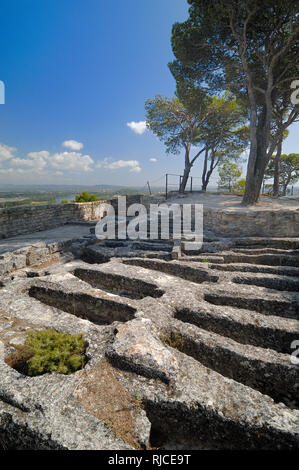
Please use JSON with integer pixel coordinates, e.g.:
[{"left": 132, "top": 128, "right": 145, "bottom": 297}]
[
  {"left": 107, "top": 319, "right": 179, "bottom": 384},
  {"left": 0, "top": 225, "right": 299, "bottom": 449}
]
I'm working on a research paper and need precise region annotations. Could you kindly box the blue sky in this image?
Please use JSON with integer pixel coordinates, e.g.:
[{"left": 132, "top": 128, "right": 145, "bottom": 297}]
[{"left": 0, "top": 0, "right": 298, "bottom": 189}]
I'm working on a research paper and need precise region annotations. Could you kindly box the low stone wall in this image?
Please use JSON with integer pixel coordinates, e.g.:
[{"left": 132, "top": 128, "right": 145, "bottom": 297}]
[
  {"left": 0, "top": 195, "right": 147, "bottom": 240},
  {"left": 1, "top": 195, "right": 298, "bottom": 240},
  {"left": 0, "top": 201, "right": 106, "bottom": 239},
  {"left": 0, "top": 241, "right": 72, "bottom": 277},
  {"left": 203, "top": 208, "right": 299, "bottom": 237}
]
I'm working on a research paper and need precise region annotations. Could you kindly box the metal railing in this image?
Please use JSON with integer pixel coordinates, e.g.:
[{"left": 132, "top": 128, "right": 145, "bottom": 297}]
[
  {"left": 165, "top": 174, "right": 206, "bottom": 199},
  {"left": 163, "top": 174, "right": 296, "bottom": 200}
]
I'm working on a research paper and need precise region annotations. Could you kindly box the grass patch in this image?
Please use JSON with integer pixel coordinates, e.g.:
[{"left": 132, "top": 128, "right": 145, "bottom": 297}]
[{"left": 6, "top": 329, "right": 87, "bottom": 376}]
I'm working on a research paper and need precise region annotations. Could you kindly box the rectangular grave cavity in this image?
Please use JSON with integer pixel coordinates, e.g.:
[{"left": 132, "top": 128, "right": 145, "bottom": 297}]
[
  {"left": 204, "top": 292, "right": 298, "bottom": 319},
  {"left": 202, "top": 253, "right": 299, "bottom": 267},
  {"left": 143, "top": 396, "right": 298, "bottom": 450},
  {"left": 162, "top": 327, "right": 299, "bottom": 408},
  {"left": 123, "top": 259, "right": 219, "bottom": 284},
  {"left": 174, "top": 307, "right": 299, "bottom": 354},
  {"left": 232, "top": 274, "right": 299, "bottom": 292},
  {"left": 29, "top": 284, "right": 136, "bottom": 325},
  {"left": 73, "top": 268, "right": 164, "bottom": 299}
]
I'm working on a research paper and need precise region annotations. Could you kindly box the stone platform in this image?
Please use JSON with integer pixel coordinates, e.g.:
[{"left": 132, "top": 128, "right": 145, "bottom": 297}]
[{"left": 0, "top": 230, "right": 298, "bottom": 449}]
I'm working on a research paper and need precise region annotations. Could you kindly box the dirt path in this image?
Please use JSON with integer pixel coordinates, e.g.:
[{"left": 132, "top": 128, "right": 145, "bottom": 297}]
[{"left": 167, "top": 192, "right": 299, "bottom": 211}]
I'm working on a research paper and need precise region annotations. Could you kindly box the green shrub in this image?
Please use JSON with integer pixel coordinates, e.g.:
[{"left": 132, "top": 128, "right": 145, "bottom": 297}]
[
  {"left": 232, "top": 178, "right": 246, "bottom": 195},
  {"left": 8, "top": 329, "right": 86, "bottom": 376},
  {"left": 60, "top": 199, "right": 69, "bottom": 204},
  {"left": 72, "top": 191, "right": 101, "bottom": 203}
]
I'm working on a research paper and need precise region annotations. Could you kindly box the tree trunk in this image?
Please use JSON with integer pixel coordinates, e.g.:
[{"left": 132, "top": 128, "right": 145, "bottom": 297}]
[
  {"left": 282, "top": 175, "right": 292, "bottom": 196},
  {"left": 201, "top": 148, "right": 209, "bottom": 191},
  {"left": 204, "top": 164, "right": 216, "bottom": 190},
  {"left": 202, "top": 149, "right": 218, "bottom": 191},
  {"left": 273, "top": 138, "right": 282, "bottom": 198},
  {"left": 179, "top": 164, "right": 192, "bottom": 193},
  {"left": 179, "top": 146, "right": 192, "bottom": 194},
  {"left": 242, "top": 108, "right": 271, "bottom": 205},
  {"left": 242, "top": 145, "right": 269, "bottom": 204}
]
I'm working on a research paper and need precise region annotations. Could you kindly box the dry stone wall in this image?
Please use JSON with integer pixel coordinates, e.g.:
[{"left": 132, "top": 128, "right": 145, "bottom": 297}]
[
  {"left": 0, "top": 201, "right": 107, "bottom": 239},
  {"left": 203, "top": 208, "right": 299, "bottom": 237},
  {"left": 0, "top": 196, "right": 298, "bottom": 240}
]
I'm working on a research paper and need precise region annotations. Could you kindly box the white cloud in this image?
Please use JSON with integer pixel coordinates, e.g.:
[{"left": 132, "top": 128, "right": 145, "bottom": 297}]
[
  {"left": 28, "top": 151, "right": 50, "bottom": 160},
  {"left": 62, "top": 140, "right": 84, "bottom": 151},
  {"left": 50, "top": 152, "right": 94, "bottom": 172},
  {"left": 0, "top": 143, "right": 16, "bottom": 162},
  {"left": 0, "top": 140, "right": 94, "bottom": 176},
  {"left": 149, "top": 158, "right": 157, "bottom": 163},
  {"left": 130, "top": 166, "right": 142, "bottom": 173},
  {"left": 105, "top": 159, "right": 138, "bottom": 169},
  {"left": 11, "top": 151, "right": 49, "bottom": 171},
  {"left": 0, "top": 140, "right": 144, "bottom": 182},
  {"left": 103, "top": 159, "right": 141, "bottom": 173},
  {"left": 127, "top": 121, "right": 147, "bottom": 135}
]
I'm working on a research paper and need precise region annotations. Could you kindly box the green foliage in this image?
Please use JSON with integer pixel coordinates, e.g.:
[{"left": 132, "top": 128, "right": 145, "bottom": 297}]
[
  {"left": 145, "top": 92, "right": 248, "bottom": 193},
  {"left": 9, "top": 329, "right": 86, "bottom": 376},
  {"left": 60, "top": 200, "right": 69, "bottom": 204},
  {"left": 265, "top": 153, "right": 299, "bottom": 194},
  {"left": 145, "top": 94, "right": 209, "bottom": 155},
  {"left": 169, "top": 0, "right": 299, "bottom": 204},
  {"left": 218, "top": 160, "right": 242, "bottom": 192},
  {"left": 72, "top": 191, "right": 101, "bottom": 203},
  {"left": 170, "top": 0, "right": 298, "bottom": 105},
  {"left": 233, "top": 179, "right": 246, "bottom": 195}
]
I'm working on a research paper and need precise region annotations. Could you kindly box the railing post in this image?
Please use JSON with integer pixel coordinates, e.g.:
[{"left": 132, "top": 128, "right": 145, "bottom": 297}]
[
  {"left": 165, "top": 174, "right": 168, "bottom": 200},
  {"left": 190, "top": 177, "right": 193, "bottom": 193}
]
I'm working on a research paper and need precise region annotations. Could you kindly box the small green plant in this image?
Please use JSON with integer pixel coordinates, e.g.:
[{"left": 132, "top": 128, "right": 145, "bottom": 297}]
[
  {"left": 163, "top": 332, "right": 185, "bottom": 352},
  {"left": 72, "top": 191, "right": 101, "bottom": 203},
  {"left": 7, "top": 329, "right": 86, "bottom": 376},
  {"left": 60, "top": 199, "right": 69, "bottom": 204},
  {"left": 201, "top": 259, "right": 209, "bottom": 263}
]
